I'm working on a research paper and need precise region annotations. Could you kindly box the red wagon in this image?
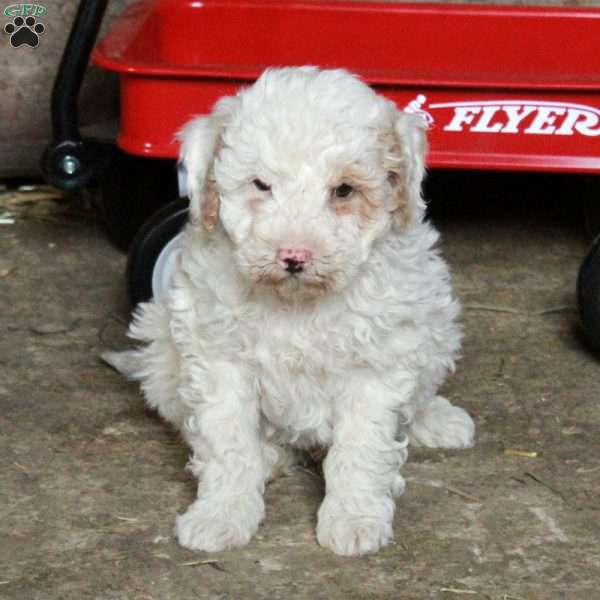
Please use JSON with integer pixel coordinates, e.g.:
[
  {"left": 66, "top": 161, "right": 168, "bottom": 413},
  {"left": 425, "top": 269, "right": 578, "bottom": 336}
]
[
  {"left": 92, "top": 0, "right": 600, "bottom": 174},
  {"left": 42, "top": 0, "right": 600, "bottom": 351}
]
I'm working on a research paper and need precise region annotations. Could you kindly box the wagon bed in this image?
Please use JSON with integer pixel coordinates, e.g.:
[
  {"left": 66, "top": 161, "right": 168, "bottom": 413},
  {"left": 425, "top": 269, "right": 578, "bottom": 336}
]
[{"left": 92, "top": 0, "right": 600, "bottom": 173}]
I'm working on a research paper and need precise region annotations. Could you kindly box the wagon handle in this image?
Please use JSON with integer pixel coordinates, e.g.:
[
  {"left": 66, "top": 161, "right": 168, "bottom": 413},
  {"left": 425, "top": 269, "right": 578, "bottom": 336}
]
[{"left": 41, "top": 0, "right": 115, "bottom": 190}]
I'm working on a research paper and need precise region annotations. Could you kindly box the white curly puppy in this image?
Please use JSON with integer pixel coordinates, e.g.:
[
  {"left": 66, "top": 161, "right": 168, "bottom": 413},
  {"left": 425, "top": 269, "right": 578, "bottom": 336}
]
[{"left": 104, "top": 67, "right": 474, "bottom": 557}]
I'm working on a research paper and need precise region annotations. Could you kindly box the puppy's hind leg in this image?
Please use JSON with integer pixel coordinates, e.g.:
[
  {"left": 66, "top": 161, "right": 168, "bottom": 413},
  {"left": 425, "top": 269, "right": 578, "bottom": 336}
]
[
  {"left": 101, "top": 350, "right": 142, "bottom": 380},
  {"left": 262, "top": 440, "right": 302, "bottom": 482},
  {"left": 409, "top": 395, "right": 474, "bottom": 449},
  {"left": 103, "top": 337, "right": 185, "bottom": 429},
  {"left": 102, "top": 301, "right": 185, "bottom": 427}
]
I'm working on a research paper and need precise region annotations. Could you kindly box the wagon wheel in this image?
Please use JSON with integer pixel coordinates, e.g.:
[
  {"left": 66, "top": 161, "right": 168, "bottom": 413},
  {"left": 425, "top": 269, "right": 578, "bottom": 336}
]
[
  {"left": 581, "top": 175, "right": 600, "bottom": 240},
  {"left": 126, "top": 197, "right": 189, "bottom": 307},
  {"left": 577, "top": 234, "right": 600, "bottom": 354},
  {"left": 576, "top": 175, "right": 600, "bottom": 353},
  {"left": 96, "top": 149, "right": 179, "bottom": 250}
]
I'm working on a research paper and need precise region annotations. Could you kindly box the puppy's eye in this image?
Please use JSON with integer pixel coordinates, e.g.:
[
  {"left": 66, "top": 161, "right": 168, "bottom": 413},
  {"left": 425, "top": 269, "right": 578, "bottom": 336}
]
[
  {"left": 334, "top": 183, "right": 354, "bottom": 198},
  {"left": 253, "top": 179, "right": 271, "bottom": 192}
]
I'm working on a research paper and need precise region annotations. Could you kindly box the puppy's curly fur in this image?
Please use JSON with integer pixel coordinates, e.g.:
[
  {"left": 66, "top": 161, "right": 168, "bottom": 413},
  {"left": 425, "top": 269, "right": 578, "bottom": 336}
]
[{"left": 104, "top": 67, "right": 474, "bottom": 556}]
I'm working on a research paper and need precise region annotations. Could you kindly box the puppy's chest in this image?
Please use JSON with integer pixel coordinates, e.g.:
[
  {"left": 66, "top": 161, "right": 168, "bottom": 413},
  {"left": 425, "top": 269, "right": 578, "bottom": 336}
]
[
  {"left": 245, "top": 317, "right": 342, "bottom": 444},
  {"left": 246, "top": 314, "right": 354, "bottom": 377}
]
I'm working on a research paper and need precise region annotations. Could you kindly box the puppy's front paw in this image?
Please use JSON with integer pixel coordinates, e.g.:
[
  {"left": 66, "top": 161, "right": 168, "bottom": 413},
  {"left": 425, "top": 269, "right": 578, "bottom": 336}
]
[
  {"left": 317, "top": 499, "right": 393, "bottom": 556},
  {"left": 175, "top": 496, "right": 264, "bottom": 552}
]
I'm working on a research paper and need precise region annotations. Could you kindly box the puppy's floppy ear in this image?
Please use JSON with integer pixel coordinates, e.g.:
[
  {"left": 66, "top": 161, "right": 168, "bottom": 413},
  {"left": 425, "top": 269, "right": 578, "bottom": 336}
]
[
  {"left": 177, "top": 97, "right": 237, "bottom": 231},
  {"left": 384, "top": 110, "right": 428, "bottom": 230}
]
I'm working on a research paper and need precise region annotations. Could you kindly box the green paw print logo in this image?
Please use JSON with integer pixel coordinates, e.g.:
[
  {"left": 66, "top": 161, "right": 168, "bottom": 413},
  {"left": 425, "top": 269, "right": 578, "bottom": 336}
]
[{"left": 3, "top": 3, "right": 46, "bottom": 48}]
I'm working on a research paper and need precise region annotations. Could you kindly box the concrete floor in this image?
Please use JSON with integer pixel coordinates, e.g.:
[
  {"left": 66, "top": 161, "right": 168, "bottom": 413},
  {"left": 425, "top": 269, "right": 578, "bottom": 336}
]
[{"left": 1, "top": 173, "right": 599, "bottom": 600}]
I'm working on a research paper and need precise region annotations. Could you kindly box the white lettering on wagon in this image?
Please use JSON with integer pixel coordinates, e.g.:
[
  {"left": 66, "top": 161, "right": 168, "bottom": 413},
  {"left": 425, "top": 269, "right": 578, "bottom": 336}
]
[
  {"left": 403, "top": 94, "right": 434, "bottom": 127},
  {"left": 405, "top": 98, "right": 600, "bottom": 137}
]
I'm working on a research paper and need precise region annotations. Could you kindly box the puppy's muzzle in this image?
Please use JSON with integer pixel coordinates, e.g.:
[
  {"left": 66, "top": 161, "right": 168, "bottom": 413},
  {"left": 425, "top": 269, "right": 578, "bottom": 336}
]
[{"left": 277, "top": 246, "right": 313, "bottom": 274}]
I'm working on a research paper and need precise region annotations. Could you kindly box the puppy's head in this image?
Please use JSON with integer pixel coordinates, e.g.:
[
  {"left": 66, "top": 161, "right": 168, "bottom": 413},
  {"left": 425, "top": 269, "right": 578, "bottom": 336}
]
[{"left": 179, "top": 67, "right": 427, "bottom": 301}]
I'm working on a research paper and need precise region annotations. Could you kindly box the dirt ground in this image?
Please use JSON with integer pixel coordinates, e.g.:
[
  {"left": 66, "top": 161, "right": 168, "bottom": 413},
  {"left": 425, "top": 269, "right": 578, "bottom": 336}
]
[{"left": 1, "top": 172, "right": 599, "bottom": 600}]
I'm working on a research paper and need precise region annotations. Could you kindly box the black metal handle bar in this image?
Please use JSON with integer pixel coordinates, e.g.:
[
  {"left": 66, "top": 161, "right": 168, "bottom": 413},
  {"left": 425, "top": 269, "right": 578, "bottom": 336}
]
[{"left": 41, "top": 0, "right": 115, "bottom": 190}]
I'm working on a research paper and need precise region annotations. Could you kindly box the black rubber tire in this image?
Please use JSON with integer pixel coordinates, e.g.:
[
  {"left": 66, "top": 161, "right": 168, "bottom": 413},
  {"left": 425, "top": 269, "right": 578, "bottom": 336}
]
[
  {"left": 577, "top": 235, "right": 600, "bottom": 354},
  {"left": 96, "top": 150, "right": 179, "bottom": 251},
  {"left": 582, "top": 176, "right": 600, "bottom": 240},
  {"left": 126, "top": 197, "right": 190, "bottom": 308}
]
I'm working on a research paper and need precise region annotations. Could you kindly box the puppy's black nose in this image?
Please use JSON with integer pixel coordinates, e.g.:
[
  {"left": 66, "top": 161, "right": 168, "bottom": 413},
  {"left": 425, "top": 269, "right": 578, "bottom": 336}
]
[{"left": 284, "top": 258, "right": 304, "bottom": 274}]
